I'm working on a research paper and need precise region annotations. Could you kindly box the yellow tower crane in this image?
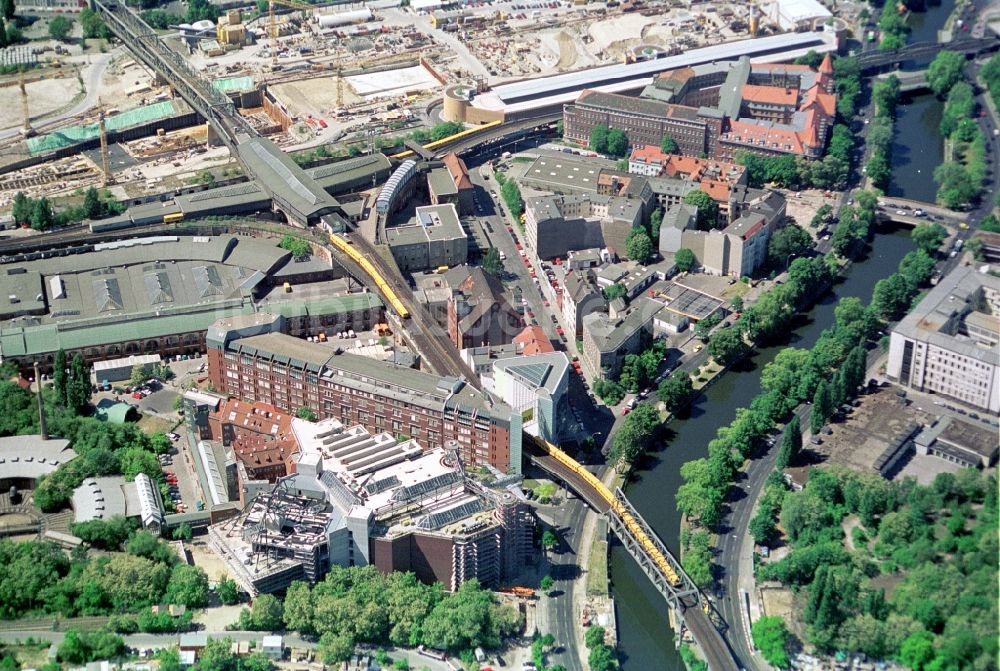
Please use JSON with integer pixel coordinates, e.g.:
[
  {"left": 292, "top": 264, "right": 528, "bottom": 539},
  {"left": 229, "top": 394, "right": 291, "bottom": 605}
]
[
  {"left": 19, "top": 69, "right": 34, "bottom": 137},
  {"left": 97, "top": 98, "right": 114, "bottom": 186},
  {"left": 267, "top": 0, "right": 317, "bottom": 67}
]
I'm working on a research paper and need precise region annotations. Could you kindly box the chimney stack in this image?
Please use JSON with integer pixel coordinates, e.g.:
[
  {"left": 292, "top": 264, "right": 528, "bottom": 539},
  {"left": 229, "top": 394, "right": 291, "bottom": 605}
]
[{"left": 33, "top": 361, "right": 47, "bottom": 440}]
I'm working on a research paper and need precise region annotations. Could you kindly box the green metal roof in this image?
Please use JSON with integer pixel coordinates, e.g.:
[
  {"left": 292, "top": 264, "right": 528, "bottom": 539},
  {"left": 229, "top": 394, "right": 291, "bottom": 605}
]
[
  {"left": 212, "top": 76, "right": 255, "bottom": 94},
  {"left": 26, "top": 101, "right": 178, "bottom": 156},
  {"left": 0, "top": 304, "right": 253, "bottom": 357},
  {"left": 270, "top": 293, "right": 384, "bottom": 319},
  {"left": 95, "top": 401, "right": 136, "bottom": 424}
]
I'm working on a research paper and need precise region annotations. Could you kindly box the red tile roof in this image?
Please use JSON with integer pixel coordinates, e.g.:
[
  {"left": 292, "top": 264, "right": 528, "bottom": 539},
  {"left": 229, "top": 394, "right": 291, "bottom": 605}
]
[
  {"left": 629, "top": 145, "right": 671, "bottom": 167},
  {"left": 211, "top": 398, "right": 297, "bottom": 475},
  {"left": 442, "top": 152, "right": 473, "bottom": 191},
  {"left": 514, "top": 326, "right": 554, "bottom": 355},
  {"left": 741, "top": 84, "right": 798, "bottom": 106}
]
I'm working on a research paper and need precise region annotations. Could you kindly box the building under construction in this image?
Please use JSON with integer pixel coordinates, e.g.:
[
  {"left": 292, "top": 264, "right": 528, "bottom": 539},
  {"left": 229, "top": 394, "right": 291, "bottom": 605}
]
[{"left": 208, "top": 420, "right": 533, "bottom": 596}]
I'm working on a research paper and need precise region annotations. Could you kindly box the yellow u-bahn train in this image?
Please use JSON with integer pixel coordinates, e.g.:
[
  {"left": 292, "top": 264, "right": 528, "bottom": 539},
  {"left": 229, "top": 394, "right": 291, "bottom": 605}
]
[
  {"left": 390, "top": 120, "right": 504, "bottom": 160},
  {"left": 532, "top": 436, "right": 683, "bottom": 588},
  {"left": 327, "top": 234, "right": 410, "bottom": 319}
]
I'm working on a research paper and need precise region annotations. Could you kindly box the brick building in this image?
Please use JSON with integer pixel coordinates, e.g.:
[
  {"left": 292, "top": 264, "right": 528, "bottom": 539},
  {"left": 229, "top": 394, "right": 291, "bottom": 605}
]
[
  {"left": 206, "top": 316, "right": 522, "bottom": 473},
  {"left": 563, "top": 54, "right": 836, "bottom": 162},
  {"left": 206, "top": 398, "right": 298, "bottom": 483}
]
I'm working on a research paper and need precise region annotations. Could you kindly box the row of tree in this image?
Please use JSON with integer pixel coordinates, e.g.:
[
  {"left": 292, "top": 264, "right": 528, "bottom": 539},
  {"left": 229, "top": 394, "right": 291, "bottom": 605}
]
[
  {"left": 588, "top": 124, "right": 630, "bottom": 158},
  {"left": 226, "top": 566, "right": 521, "bottom": 663},
  {"left": 11, "top": 188, "right": 123, "bottom": 231},
  {"left": 927, "top": 51, "right": 988, "bottom": 209},
  {"left": 865, "top": 75, "right": 901, "bottom": 191}
]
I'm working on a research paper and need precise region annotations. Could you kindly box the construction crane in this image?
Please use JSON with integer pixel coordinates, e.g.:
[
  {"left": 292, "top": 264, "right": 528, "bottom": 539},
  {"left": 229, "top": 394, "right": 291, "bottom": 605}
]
[
  {"left": 97, "top": 98, "right": 114, "bottom": 186},
  {"left": 19, "top": 69, "right": 34, "bottom": 137},
  {"left": 267, "top": 0, "right": 317, "bottom": 66}
]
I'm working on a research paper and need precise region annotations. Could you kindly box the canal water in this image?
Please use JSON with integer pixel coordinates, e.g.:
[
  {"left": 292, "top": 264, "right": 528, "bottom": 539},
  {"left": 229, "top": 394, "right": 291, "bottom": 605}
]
[
  {"left": 887, "top": 93, "right": 945, "bottom": 201},
  {"left": 611, "top": 226, "right": 918, "bottom": 670},
  {"left": 905, "top": 0, "right": 955, "bottom": 44}
]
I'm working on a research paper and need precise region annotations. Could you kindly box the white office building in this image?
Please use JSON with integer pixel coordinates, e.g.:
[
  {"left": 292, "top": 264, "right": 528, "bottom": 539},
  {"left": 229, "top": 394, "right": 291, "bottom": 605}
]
[{"left": 887, "top": 267, "right": 1000, "bottom": 414}]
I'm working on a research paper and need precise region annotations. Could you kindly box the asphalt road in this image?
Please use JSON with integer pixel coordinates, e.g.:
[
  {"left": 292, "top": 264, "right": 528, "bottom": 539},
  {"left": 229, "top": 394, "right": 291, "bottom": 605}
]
[{"left": 541, "top": 496, "right": 589, "bottom": 671}]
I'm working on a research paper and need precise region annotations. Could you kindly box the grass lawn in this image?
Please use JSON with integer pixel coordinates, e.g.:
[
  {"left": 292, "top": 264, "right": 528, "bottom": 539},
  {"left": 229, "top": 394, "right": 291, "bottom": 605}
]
[
  {"left": 586, "top": 536, "right": 609, "bottom": 597},
  {"left": 137, "top": 414, "right": 176, "bottom": 435}
]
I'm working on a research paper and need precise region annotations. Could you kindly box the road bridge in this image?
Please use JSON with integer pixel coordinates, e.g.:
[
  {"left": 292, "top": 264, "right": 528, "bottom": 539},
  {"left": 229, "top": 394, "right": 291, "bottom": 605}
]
[
  {"left": 524, "top": 439, "right": 740, "bottom": 671},
  {"left": 876, "top": 69, "right": 928, "bottom": 93},
  {"left": 857, "top": 37, "right": 1000, "bottom": 72}
]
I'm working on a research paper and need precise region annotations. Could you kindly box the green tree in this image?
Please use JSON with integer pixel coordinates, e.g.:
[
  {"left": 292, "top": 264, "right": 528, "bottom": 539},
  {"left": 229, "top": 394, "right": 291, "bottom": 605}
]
[
  {"left": 775, "top": 415, "right": 801, "bottom": 470},
  {"left": 602, "top": 283, "right": 626, "bottom": 301},
  {"left": 501, "top": 179, "right": 524, "bottom": 220},
  {"left": 0, "top": 20, "right": 8, "bottom": 49},
  {"left": 217, "top": 577, "right": 240, "bottom": 606},
  {"left": 625, "top": 228, "right": 653, "bottom": 263},
  {"left": 660, "top": 134, "right": 679, "bottom": 154},
  {"left": 708, "top": 327, "right": 749, "bottom": 366},
  {"left": 592, "top": 377, "right": 625, "bottom": 405},
  {"left": 243, "top": 593, "right": 284, "bottom": 630},
  {"left": 429, "top": 122, "right": 464, "bottom": 141},
  {"left": 48, "top": 15, "right": 73, "bottom": 41},
  {"left": 53, "top": 349, "right": 68, "bottom": 406},
  {"left": 58, "top": 631, "right": 125, "bottom": 664},
  {"left": 648, "top": 207, "right": 663, "bottom": 242},
  {"left": 872, "top": 273, "right": 914, "bottom": 320},
  {"left": 30, "top": 198, "right": 55, "bottom": 231},
  {"left": 675, "top": 247, "right": 695, "bottom": 272},
  {"left": 810, "top": 379, "right": 831, "bottom": 434},
  {"left": 657, "top": 373, "right": 693, "bottom": 413},
  {"left": 539, "top": 575, "right": 554, "bottom": 592},
  {"left": 751, "top": 616, "right": 791, "bottom": 669},
  {"left": 83, "top": 187, "right": 102, "bottom": 219},
  {"left": 482, "top": 247, "right": 502, "bottom": 280},
  {"left": 749, "top": 506, "right": 777, "bottom": 546},
  {"left": 541, "top": 529, "right": 559, "bottom": 551},
  {"left": 926, "top": 50, "right": 966, "bottom": 97},
  {"left": 910, "top": 222, "right": 947, "bottom": 255},
  {"left": 934, "top": 161, "right": 977, "bottom": 209},
  {"left": 767, "top": 224, "right": 812, "bottom": 270},
  {"left": 172, "top": 522, "right": 193, "bottom": 541},
  {"left": 606, "top": 128, "right": 628, "bottom": 157},
  {"left": 164, "top": 565, "right": 210, "bottom": 608},
  {"left": 296, "top": 407, "right": 317, "bottom": 422},
  {"left": 79, "top": 8, "right": 108, "bottom": 39},
  {"left": 585, "top": 626, "right": 606, "bottom": 649},
  {"left": 587, "top": 643, "right": 617, "bottom": 671},
  {"left": 129, "top": 364, "right": 149, "bottom": 390},
  {"left": 589, "top": 123, "right": 609, "bottom": 154},
  {"left": 318, "top": 632, "right": 354, "bottom": 664},
  {"left": 1, "top": 0, "right": 14, "bottom": 21},
  {"left": 898, "top": 630, "right": 935, "bottom": 671},
  {"left": 158, "top": 648, "right": 181, "bottom": 671},
  {"left": 11, "top": 192, "right": 31, "bottom": 226},
  {"left": 683, "top": 190, "right": 717, "bottom": 230},
  {"left": 681, "top": 529, "right": 713, "bottom": 586},
  {"left": 282, "top": 581, "right": 314, "bottom": 634},
  {"left": 279, "top": 235, "right": 310, "bottom": 259}
]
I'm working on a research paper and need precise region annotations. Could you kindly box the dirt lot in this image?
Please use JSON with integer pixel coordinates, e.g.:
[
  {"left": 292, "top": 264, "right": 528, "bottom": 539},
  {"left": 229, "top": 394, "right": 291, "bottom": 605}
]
[
  {"left": 796, "top": 388, "right": 934, "bottom": 476},
  {"left": 0, "top": 75, "right": 82, "bottom": 131},
  {"left": 270, "top": 75, "right": 364, "bottom": 118}
]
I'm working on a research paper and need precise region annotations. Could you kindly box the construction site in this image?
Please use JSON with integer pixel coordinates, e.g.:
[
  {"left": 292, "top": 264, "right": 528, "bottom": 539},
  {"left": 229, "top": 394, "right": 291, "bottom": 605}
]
[{"left": 0, "top": 0, "right": 854, "bottom": 220}]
